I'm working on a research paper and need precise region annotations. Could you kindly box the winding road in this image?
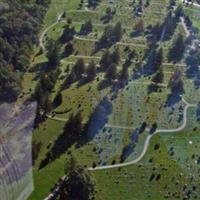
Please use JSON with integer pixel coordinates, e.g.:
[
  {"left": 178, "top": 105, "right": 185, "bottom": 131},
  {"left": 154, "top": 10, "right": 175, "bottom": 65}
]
[
  {"left": 41, "top": 1, "right": 200, "bottom": 199},
  {"left": 39, "top": 12, "right": 64, "bottom": 51},
  {"left": 44, "top": 96, "right": 197, "bottom": 171},
  {"left": 88, "top": 97, "right": 197, "bottom": 171},
  {"left": 43, "top": 96, "right": 197, "bottom": 200}
]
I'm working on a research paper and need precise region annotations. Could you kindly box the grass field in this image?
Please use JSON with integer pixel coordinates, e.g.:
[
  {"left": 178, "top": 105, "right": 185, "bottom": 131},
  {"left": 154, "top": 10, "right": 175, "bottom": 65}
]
[{"left": 25, "top": 0, "right": 200, "bottom": 199}]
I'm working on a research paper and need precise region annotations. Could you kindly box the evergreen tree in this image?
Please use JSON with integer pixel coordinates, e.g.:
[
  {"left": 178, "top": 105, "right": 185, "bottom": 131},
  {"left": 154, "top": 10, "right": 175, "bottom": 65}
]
[
  {"left": 99, "top": 50, "right": 112, "bottom": 71},
  {"left": 168, "top": 34, "right": 185, "bottom": 63},
  {"left": 64, "top": 42, "right": 74, "bottom": 57},
  {"left": 53, "top": 92, "right": 62, "bottom": 107},
  {"left": 168, "top": 70, "right": 184, "bottom": 94},
  {"left": 134, "top": 19, "right": 144, "bottom": 33},
  {"left": 80, "top": 20, "right": 93, "bottom": 35},
  {"left": 152, "top": 68, "right": 164, "bottom": 84},
  {"left": 105, "top": 63, "right": 117, "bottom": 80},
  {"left": 112, "top": 22, "right": 123, "bottom": 42},
  {"left": 119, "top": 65, "right": 129, "bottom": 82},
  {"left": 63, "top": 112, "right": 84, "bottom": 141},
  {"left": 60, "top": 25, "right": 76, "bottom": 43},
  {"left": 86, "top": 61, "right": 96, "bottom": 80},
  {"left": 154, "top": 48, "right": 163, "bottom": 70},
  {"left": 59, "top": 155, "right": 94, "bottom": 200},
  {"left": 111, "top": 48, "right": 120, "bottom": 64},
  {"left": 47, "top": 41, "right": 60, "bottom": 70},
  {"left": 175, "top": 4, "right": 184, "bottom": 19},
  {"left": 72, "top": 58, "right": 85, "bottom": 79}
]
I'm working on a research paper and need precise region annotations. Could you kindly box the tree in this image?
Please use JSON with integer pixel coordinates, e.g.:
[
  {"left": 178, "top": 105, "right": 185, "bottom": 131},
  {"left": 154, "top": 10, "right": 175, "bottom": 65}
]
[
  {"left": 60, "top": 25, "right": 76, "bottom": 43},
  {"left": 97, "top": 22, "right": 123, "bottom": 49},
  {"left": 154, "top": 48, "right": 163, "bottom": 70},
  {"left": 72, "top": 58, "right": 85, "bottom": 79},
  {"left": 80, "top": 20, "right": 93, "bottom": 35},
  {"left": 47, "top": 40, "right": 60, "bottom": 70},
  {"left": 118, "top": 64, "right": 129, "bottom": 82},
  {"left": 152, "top": 68, "right": 164, "bottom": 84},
  {"left": 88, "top": 0, "right": 100, "bottom": 8},
  {"left": 148, "top": 47, "right": 163, "bottom": 71},
  {"left": 86, "top": 61, "right": 96, "bottom": 81},
  {"left": 99, "top": 50, "right": 112, "bottom": 71},
  {"left": 63, "top": 112, "right": 84, "bottom": 141},
  {"left": 105, "top": 63, "right": 117, "bottom": 80},
  {"left": 162, "top": 10, "right": 177, "bottom": 40},
  {"left": 112, "top": 22, "right": 123, "bottom": 42},
  {"left": 168, "top": 34, "right": 185, "bottom": 63},
  {"left": 53, "top": 92, "right": 62, "bottom": 107},
  {"left": 111, "top": 48, "right": 120, "bottom": 64},
  {"left": 64, "top": 42, "right": 74, "bottom": 57},
  {"left": 168, "top": 70, "right": 184, "bottom": 94},
  {"left": 134, "top": 19, "right": 144, "bottom": 33},
  {"left": 175, "top": 4, "right": 184, "bottom": 19},
  {"left": 59, "top": 155, "right": 94, "bottom": 200},
  {"left": 0, "top": 65, "right": 21, "bottom": 102}
]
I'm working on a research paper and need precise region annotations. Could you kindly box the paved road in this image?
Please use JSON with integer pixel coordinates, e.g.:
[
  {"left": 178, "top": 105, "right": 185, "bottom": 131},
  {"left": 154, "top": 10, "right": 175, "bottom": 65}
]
[
  {"left": 44, "top": 96, "right": 197, "bottom": 170},
  {"left": 88, "top": 97, "right": 197, "bottom": 171},
  {"left": 42, "top": 95, "right": 198, "bottom": 198}
]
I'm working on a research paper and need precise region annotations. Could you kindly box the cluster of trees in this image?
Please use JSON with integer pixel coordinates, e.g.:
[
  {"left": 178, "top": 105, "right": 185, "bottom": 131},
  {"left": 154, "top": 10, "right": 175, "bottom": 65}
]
[
  {"left": 168, "top": 33, "right": 186, "bottom": 63},
  {"left": 101, "top": 7, "right": 116, "bottom": 24},
  {"left": 168, "top": 70, "right": 184, "bottom": 95},
  {"left": 60, "top": 25, "right": 76, "bottom": 43},
  {"left": 0, "top": 0, "right": 50, "bottom": 102},
  {"left": 64, "top": 58, "right": 97, "bottom": 87},
  {"left": 34, "top": 68, "right": 61, "bottom": 113},
  {"left": 58, "top": 156, "right": 94, "bottom": 200},
  {"left": 87, "top": 0, "right": 101, "bottom": 8},
  {"left": 34, "top": 40, "right": 62, "bottom": 124},
  {"left": 133, "top": 18, "right": 145, "bottom": 35},
  {"left": 147, "top": 47, "right": 164, "bottom": 93},
  {"left": 79, "top": 20, "right": 93, "bottom": 35},
  {"left": 96, "top": 22, "right": 123, "bottom": 50},
  {"left": 99, "top": 48, "right": 129, "bottom": 82},
  {"left": 39, "top": 112, "right": 86, "bottom": 169},
  {"left": 161, "top": 10, "right": 178, "bottom": 41}
]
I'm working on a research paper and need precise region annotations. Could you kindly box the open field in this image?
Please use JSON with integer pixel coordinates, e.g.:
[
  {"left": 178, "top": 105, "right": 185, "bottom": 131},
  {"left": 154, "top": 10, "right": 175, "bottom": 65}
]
[{"left": 23, "top": 0, "right": 200, "bottom": 199}]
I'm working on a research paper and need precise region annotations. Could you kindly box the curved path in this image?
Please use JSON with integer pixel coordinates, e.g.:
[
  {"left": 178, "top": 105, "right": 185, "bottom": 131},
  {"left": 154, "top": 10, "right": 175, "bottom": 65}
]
[
  {"left": 43, "top": 97, "right": 197, "bottom": 200},
  {"left": 39, "top": 12, "right": 63, "bottom": 51},
  {"left": 88, "top": 97, "right": 197, "bottom": 171},
  {"left": 44, "top": 96, "right": 197, "bottom": 171}
]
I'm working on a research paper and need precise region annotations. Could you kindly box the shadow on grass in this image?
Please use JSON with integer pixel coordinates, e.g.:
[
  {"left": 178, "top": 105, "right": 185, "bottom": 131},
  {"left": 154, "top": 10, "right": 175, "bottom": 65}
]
[{"left": 38, "top": 97, "right": 113, "bottom": 169}]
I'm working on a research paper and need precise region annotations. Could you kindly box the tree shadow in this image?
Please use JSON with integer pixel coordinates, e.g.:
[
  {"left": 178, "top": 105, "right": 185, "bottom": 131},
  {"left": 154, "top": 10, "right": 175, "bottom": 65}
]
[
  {"left": 29, "top": 61, "right": 48, "bottom": 73},
  {"left": 97, "top": 79, "right": 111, "bottom": 90},
  {"left": 166, "top": 93, "right": 182, "bottom": 107},
  {"left": 84, "top": 97, "right": 113, "bottom": 141}
]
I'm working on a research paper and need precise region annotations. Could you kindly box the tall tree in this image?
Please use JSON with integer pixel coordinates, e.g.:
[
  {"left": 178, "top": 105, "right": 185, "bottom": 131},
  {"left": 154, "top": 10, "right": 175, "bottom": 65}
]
[
  {"left": 80, "top": 20, "right": 93, "bottom": 35},
  {"left": 72, "top": 58, "right": 85, "bottom": 79},
  {"left": 86, "top": 61, "right": 97, "bottom": 81},
  {"left": 63, "top": 112, "right": 84, "bottom": 141},
  {"left": 112, "top": 22, "right": 123, "bottom": 42},
  {"left": 59, "top": 155, "right": 94, "bottom": 200},
  {"left": 105, "top": 63, "right": 117, "bottom": 80},
  {"left": 47, "top": 41, "right": 60, "bottom": 70},
  {"left": 99, "top": 50, "right": 112, "bottom": 71},
  {"left": 168, "top": 34, "right": 185, "bottom": 63},
  {"left": 119, "top": 64, "right": 129, "bottom": 82},
  {"left": 64, "top": 42, "right": 74, "bottom": 57},
  {"left": 111, "top": 48, "right": 120, "bottom": 64},
  {"left": 134, "top": 18, "right": 144, "bottom": 33},
  {"left": 60, "top": 25, "right": 76, "bottom": 43},
  {"left": 168, "top": 70, "right": 184, "bottom": 94}
]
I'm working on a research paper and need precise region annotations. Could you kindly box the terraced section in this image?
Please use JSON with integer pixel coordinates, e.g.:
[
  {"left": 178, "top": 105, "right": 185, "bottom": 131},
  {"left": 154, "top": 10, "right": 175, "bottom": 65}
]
[{"left": 23, "top": 0, "right": 200, "bottom": 200}]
